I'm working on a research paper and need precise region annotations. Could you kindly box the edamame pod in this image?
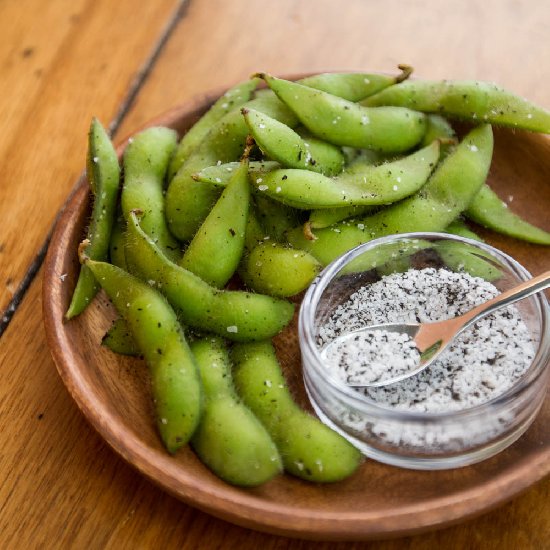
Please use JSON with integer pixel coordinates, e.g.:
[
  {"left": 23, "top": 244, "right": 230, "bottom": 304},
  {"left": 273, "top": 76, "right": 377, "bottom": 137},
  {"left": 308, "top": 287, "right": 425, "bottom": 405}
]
[
  {"left": 168, "top": 78, "right": 259, "bottom": 179},
  {"left": 257, "top": 73, "right": 427, "bottom": 153},
  {"left": 466, "top": 184, "right": 550, "bottom": 244},
  {"left": 306, "top": 149, "right": 387, "bottom": 230},
  {"left": 363, "top": 79, "right": 550, "bottom": 132},
  {"left": 439, "top": 219, "right": 502, "bottom": 280},
  {"left": 254, "top": 194, "right": 300, "bottom": 242},
  {"left": 193, "top": 161, "right": 279, "bottom": 187},
  {"left": 243, "top": 108, "right": 344, "bottom": 175},
  {"left": 307, "top": 206, "right": 378, "bottom": 231},
  {"left": 121, "top": 127, "right": 180, "bottom": 260},
  {"left": 421, "top": 114, "right": 457, "bottom": 158},
  {"left": 190, "top": 337, "right": 282, "bottom": 487},
  {"left": 66, "top": 118, "right": 120, "bottom": 319},
  {"left": 250, "top": 141, "right": 440, "bottom": 209},
  {"left": 102, "top": 318, "right": 140, "bottom": 356},
  {"left": 240, "top": 243, "right": 321, "bottom": 297},
  {"left": 180, "top": 159, "right": 250, "bottom": 287},
  {"left": 288, "top": 125, "right": 494, "bottom": 265},
  {"left": 125, "top": 211, "right": 295, "bottom": 341},
  {"left": 166, "top": 95, "right": 298, "bottom": 241},
  {"left": 297, "top": 65, "right": 413, "bottom": 102},
  {"left": 243, "top": 201, "right": 267, "bottom": 253},
  {"left": 82, "top": 251, "right": 202, "bottom": 453},
  {"left": 109, "top": 213, "right": 127, "bottom": 270},
  {"left": 232, "top": 341, "right": 362, "bottom": 482}
]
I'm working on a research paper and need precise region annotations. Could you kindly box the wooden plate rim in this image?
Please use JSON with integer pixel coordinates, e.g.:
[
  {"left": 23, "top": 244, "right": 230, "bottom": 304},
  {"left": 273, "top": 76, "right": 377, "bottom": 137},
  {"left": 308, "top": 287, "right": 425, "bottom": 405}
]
[{"left": 42, "top": 86, "right": 550, "bottom": 541}]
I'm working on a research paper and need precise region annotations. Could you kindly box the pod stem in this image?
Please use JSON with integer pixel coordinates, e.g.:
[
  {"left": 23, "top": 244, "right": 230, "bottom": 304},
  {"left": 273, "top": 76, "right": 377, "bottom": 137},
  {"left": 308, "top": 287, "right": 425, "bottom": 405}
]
[
  {"left": 303, "top": 221, "right": 318, "bottom": 241},
  {"left": 78, "top": 239, "right": 91, "bottom": 264},
  {"left": 242, "top": 135, "right": 255, "bottom": 161},
  {"left": 396, "top": 64, "right": 414, "bottom": 83}
]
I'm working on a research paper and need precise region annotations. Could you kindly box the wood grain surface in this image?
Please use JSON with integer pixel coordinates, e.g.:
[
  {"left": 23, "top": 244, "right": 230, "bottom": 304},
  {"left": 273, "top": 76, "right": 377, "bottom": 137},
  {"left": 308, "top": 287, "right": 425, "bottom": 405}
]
[
  {"left": 0, "top": 0, "right": 181, "bottom": 314},
  {"left": 1, "top": 0, "right": 549, "bottom": 547}
]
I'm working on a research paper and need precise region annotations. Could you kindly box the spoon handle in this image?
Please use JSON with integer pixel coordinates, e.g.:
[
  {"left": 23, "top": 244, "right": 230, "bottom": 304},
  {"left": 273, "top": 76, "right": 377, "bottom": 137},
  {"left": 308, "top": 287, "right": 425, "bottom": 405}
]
[{"left": 458, "top": 270, "right": 550, "bottom": 328}]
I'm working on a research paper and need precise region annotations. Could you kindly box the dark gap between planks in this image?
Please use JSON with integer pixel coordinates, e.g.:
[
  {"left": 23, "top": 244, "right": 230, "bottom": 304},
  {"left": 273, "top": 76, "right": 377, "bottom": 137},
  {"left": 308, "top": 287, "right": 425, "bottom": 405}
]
[{"left": 0, "top": 0, "right": 192, "bottom": 339}]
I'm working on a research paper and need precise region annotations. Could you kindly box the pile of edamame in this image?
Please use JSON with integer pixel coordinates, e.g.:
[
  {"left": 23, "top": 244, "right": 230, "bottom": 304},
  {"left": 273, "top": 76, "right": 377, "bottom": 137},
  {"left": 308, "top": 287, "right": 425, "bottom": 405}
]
[{"left": 68, "top": 66, "right": 550, "bottom": 487}]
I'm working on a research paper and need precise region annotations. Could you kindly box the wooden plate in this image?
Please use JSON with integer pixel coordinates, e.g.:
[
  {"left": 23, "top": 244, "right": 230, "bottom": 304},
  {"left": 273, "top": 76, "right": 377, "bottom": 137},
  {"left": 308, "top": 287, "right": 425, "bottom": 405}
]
[{"left": 42, "top": 88, "right": 550, "bottom": 541}]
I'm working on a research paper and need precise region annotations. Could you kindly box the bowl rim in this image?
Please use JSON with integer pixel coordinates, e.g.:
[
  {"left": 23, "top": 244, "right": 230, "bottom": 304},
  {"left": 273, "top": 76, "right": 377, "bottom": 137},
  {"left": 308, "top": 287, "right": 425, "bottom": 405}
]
[{"left": 299, "top": 231, "right": 550, "bottom": 421}]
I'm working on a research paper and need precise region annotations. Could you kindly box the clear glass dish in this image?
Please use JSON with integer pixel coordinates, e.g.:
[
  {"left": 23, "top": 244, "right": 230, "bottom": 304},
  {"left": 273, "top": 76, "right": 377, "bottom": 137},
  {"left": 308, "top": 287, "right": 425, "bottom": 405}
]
[{"left": 299, "top": 232, "right": 550, "bottom": 470}]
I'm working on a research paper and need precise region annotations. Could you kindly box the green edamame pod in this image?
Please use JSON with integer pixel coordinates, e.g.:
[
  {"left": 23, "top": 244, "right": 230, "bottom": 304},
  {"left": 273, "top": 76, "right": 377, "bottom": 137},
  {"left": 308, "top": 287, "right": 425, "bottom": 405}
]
[
  {"left": 168, "top": 78, "right": 259, "bottom": 179},
  {"left": 444, "top": 219, "right": 482, "bottom": 241},
  {"left": 307, "top": 206, "right": 378, "bottom": 231},
  {"left": 288, "top": 125, "right": 494, "bottom": 265},
  {"left": 439, "top": 219, "right": 502, "bottom": 281},
  {"left": 363, "top": 79, "right": 550, "bottom": 132},
  {"left": 124, "top": 211, "right": 294, "bottom": 341},
  {"left": 257, "top": 73, "right": 427, "bottom": 153},
  {"left": 166, "top": 95, "right": 298, "bottom": 241},
  {"left": 242, "top": 108, "right": 344, "bottom": 175},
  {"left": 109, "top": 214, "right": 127, "bottom": 270},
  {"left": 193, "top": 160, "right": 280, "bottom": 187},
  {"left": 253, "top": 66, "right": 413, "bottom": 103},
  {"left": 306, "top": 149, "right": 388, "bottom": 230},
  {"left": 240, "top": 243, "right": 321, "bottom": 297},
  {"left": 421, "top": 114, "right": 457, "bottom": 158},
  {"left": 249, "top": 141, "right": 440, "bottom": 209},
  {"left": 232, "top": 341, "right": 361, "bottom": 482},
  {"left": 121, "top": 127, "right": 179, "bottom": 260},
  {"left": 66, "top": 118, "right": 120, "bottom": 319},
  {"left": 297, "top": 65, "right": 413, "bottom": 102},
  {"left": 82, "top": 252, "right": 202, "bottom": 453},
  {"left": 243, "top": 201, "right": 267, "bottom": 253},
  {"left": 180, "top": 159, "right": 250, "bottom": 287},
  {"left": 101, "top": 318, "right": 140, "bottom": 356},
  {"left": 190, "top": 337, "right": 282, "bottom": 487},
  {"left": 466, "top": 184, "right": 550, "bottom": 244},
  {"left": 254, "top": 194, "right": 300, "bottom": 242}
]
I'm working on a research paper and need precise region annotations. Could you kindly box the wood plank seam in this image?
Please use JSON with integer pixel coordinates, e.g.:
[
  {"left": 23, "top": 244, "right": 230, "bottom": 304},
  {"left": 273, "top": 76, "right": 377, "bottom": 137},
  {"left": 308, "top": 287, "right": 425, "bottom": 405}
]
[{"left": 0, "top": 0, "right": 192, "bottom": 340}]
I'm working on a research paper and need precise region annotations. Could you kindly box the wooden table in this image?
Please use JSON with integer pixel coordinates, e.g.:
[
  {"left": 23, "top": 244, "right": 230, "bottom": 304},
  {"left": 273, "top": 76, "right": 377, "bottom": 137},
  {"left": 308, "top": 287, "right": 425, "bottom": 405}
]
[{"left": 1, "top": 0, "right": 549, "bottom": 546}]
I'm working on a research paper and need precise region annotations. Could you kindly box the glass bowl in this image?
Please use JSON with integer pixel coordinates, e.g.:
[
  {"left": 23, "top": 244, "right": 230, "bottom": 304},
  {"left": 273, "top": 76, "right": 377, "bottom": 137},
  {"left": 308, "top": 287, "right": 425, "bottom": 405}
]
[{"left": 299, "top": 232, "right": 550, "bottom": 470}]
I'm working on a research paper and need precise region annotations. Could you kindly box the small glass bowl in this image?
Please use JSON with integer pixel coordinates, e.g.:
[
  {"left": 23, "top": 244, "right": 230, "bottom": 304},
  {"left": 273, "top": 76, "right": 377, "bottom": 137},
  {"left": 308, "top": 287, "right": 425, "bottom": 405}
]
[{"left": 299, "top": 232, "right": 550, "bottom": 470}]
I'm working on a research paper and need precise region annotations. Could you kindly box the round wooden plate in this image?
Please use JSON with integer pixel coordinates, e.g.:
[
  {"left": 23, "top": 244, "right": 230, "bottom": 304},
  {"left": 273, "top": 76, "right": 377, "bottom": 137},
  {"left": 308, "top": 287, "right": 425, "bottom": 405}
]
[{"left": 42, "top": 89, "right": 550, "bottom": 541}]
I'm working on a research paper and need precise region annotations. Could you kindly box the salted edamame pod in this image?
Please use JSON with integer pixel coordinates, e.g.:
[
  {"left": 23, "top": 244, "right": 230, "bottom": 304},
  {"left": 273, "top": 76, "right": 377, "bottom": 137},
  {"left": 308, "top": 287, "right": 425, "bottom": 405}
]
[
  {"left": 242, "top": 108, "right": 344, "bottom": 175},
  {"left": 81, "top": 248, "right": 202, "bottom": 453},
  {"left": 257, "top": 73, "right": 427, "bottom": 153},
  {"left": 124, "top": 211, "right": 295, "bottom": 341},
  {"left": 466, "top": 184, "right": 550, "bottom": 245},
  {"left": 121, "top": 127, "right": 180, "bottom": 260},
  {"left": 254, "top": 193, "right": 300, "bottom": 242},
  {"left": 101, "top": 318, "right": 140, "bottom": 356},
  {"left": 232, "top": 341, "right": 362, "bottom": 482},
  {"left": 168, "top": 78, "right": 260, "bottom": 179},
  {"left": 363, "top": 79, "right": 550, "bottom": 132},
  {"left": 296, "top": 65, "right": 413, "bottom": 102},
  {"left": 438, "top": 219, "right": 503, "bottom": 281},
  {"left": 249, "top": 141, "right": 440, "bottom": 209},
  {"left": 190, "top": 337, "right": 282, "bottom": 487},
  {"left": 180, "top": 157, "right": 250, "bottom": 287},
  {"left": 109, "top": 213, "right": 127, "bottom": 270},
  {"left": 288, "top": 125, "right": 494, "bottom": 265},
  {"left": 306, "top": 150, "right": 387, "bottom": 230},
  {"left": 240, "top": 243, "right": 321, "bottom": 297},
  {"left": 66, "top": 118, "right": 120, "bottom": 319}
]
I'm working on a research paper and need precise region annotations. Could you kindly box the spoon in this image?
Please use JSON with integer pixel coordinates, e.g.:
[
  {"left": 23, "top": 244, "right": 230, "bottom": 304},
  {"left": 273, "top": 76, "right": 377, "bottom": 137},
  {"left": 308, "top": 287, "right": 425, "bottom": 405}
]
[{"left": 321, "top": 270, "right": 550, "bottom": 388}]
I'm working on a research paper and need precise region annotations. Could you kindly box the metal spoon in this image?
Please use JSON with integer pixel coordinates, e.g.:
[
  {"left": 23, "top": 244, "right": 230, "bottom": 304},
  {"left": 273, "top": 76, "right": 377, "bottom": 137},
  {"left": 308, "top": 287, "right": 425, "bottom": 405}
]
[{"left": 321, "top": 270, "right": 550, "bottom": 388}]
